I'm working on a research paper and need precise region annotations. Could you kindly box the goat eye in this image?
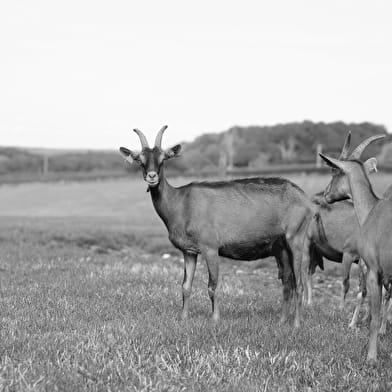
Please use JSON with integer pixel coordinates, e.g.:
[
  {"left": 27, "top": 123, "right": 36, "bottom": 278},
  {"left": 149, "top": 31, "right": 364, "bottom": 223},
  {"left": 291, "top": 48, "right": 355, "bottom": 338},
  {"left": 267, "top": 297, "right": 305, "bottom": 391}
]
[{"left": 133, "top": 155, "right": 143, "bottom": 165}]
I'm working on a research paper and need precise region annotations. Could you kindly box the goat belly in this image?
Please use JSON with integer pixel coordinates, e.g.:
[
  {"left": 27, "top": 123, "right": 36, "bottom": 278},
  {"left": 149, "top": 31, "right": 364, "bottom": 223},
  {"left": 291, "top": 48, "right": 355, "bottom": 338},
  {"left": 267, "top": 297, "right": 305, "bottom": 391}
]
[{"left": 218, "top": 239, "right": 273, "bottom": 261}]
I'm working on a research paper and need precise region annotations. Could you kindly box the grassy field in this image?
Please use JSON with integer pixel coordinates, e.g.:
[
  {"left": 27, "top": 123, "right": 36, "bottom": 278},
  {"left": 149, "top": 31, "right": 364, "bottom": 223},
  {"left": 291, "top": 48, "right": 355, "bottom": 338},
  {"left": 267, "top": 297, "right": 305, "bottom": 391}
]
[{"left": 0, "top": 173, "right": 392, "bottom": 390}]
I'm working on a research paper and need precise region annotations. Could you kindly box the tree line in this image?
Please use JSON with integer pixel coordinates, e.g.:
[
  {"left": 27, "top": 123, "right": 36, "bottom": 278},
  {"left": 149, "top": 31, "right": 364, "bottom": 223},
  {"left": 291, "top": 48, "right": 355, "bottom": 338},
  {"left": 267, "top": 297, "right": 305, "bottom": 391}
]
[{"left": 0, "top": 121, "right": 389, "bottom": 176}]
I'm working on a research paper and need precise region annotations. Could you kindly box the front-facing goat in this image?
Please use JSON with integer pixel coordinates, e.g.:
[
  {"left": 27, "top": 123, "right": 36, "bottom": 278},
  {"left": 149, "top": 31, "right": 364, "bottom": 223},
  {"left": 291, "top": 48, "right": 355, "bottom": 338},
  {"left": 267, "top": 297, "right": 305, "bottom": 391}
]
[{"left": 120, "top": 126, "right": 314, "bottom": 327}]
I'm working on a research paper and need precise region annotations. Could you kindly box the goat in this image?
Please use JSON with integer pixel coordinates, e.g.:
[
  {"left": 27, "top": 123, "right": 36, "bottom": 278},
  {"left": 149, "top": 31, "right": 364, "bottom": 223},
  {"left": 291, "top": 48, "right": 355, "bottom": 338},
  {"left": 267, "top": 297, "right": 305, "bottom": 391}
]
[
  {"left": 119, "top": 126, "right": 314, "bottom": 327},
  {"left": 304, "top": 135, "right": 391, "bottom": 334},
  {"left": 348, "top": 185, "right": 392, "bottom": 332},
  {"left": 319, "top": 134, "right": 389, "bottom": 365},
  {"left": 303, "top": 133, "right": 378, "bottom": 310}
]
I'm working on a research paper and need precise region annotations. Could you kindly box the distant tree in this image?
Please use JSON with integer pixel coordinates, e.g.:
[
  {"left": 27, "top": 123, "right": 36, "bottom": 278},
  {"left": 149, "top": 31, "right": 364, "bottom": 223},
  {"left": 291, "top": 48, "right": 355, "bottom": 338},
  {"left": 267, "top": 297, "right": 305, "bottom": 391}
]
[
  {"left": 233, "top": 141, "right": 260, "bottom": 167},
  {"left": 376, "top": 141, "right": 392, "bottom": 166},
  {"left": 249, "top": 152, "right": 269, "bottom": 168},
  {"left": 0, "top": 121, "right": 387, "bottom": 177}
]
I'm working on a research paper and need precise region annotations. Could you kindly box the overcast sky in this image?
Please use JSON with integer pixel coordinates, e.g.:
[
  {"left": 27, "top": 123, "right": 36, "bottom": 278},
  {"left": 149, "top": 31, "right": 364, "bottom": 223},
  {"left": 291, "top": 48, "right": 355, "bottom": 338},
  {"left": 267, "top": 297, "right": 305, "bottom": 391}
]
[{"left": 1, "top": 0, "right": 391, "bottom": 150}]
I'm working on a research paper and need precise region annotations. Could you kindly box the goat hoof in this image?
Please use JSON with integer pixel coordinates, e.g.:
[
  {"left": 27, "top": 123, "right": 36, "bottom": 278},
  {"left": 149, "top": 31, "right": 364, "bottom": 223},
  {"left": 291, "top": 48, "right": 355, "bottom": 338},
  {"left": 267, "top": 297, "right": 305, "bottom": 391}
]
[
  {"left": 303, "top": 299, "right": 312, "bottom": 307},
  {"left": 279, "top": 316, "right": 288, "bottom": 325},
  {"left": 180, "top": 312, "right": 188, "bottom": 322},
  {"left": 211, "top": 314, "right": 220, "bottom": 324},
  {"left": 365, "top": 357, "right": 377, "bottom": 367}
]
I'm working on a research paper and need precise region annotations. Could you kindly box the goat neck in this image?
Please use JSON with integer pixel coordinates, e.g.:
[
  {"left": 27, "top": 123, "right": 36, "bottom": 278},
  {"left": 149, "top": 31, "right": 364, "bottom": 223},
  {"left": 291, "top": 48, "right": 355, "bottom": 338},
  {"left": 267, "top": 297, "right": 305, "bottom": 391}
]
[
  {"left": 347, "top": 167, "right": 378, "bottom": 226},
  {"left": 148, "top": 167, "right": 179, "bottom": 229}
]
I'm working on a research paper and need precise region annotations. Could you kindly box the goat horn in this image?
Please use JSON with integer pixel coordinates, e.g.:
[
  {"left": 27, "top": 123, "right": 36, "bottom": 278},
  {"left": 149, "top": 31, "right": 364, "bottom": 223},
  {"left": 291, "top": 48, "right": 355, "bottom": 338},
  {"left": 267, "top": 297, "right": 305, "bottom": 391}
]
[
  {"left": 154, "top": 125, "right": 168, "bottom": 148},
  {"left": 338, "top": 131, "right": 351, "bottom": 160},
  {"left": 349, "top": 134, "right": 386, "bottom": 160},
  {"left": 133, "top": 128, "right": 149, "bottom": 149}
]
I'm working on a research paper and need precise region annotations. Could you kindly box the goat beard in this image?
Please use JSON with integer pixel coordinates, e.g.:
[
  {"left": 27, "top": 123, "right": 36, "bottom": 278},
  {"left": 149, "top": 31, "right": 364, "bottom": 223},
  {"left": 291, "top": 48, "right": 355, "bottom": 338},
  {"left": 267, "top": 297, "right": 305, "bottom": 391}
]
[{"left": 146, "top": 182, "right": 159, "bottom": 192}]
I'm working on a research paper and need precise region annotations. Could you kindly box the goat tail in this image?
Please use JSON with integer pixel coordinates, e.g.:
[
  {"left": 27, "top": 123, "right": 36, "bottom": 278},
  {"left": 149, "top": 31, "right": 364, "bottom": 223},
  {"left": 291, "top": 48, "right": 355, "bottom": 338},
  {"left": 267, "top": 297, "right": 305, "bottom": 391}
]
[
  {"left": 313, "top": 211, "right": 327, "bottom": 244},
  {"left": 302, "top": 212, "right": 323, "bottom": 272}
]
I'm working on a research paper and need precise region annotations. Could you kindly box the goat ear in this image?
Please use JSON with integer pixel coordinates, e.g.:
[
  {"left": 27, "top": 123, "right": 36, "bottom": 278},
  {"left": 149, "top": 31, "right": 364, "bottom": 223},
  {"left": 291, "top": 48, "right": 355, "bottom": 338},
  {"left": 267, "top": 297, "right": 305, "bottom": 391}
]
[
  {"left": 119, "top": 147, "right": 138, "bottom": 164},
  {"left": 319, "top": 153, "right": 345, "bottom": 171},
  {"left": 164, "top": 144, "right": 182, "bottom": 160},
  {"left": 364, "top": 157, "right": 378, "bottom": 174}
]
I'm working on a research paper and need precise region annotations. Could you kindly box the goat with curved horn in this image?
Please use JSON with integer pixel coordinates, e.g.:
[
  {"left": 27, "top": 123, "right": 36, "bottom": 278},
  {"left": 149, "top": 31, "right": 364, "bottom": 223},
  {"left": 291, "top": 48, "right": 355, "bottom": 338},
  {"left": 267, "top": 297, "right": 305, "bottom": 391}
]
[
  {"left": 303, "top": 131, "right": 380, "bottom": 313},
  {"left": 155, "top": 125, "right": 168, "bottom": 148},
  {"left": 319, "top": 134, "right": 389, "bottom": 365},
  {"left": 349, "top": 134, "right": 386, "bottom": 160},
  {"left": 304, "top": 132, "right": 383, "bottom": 308},
  {"left": 119, "top": 126, "right": 315, "bottom": 328},
  {"left": 133, "top": 128, "right": 149, "bottom": 149}
]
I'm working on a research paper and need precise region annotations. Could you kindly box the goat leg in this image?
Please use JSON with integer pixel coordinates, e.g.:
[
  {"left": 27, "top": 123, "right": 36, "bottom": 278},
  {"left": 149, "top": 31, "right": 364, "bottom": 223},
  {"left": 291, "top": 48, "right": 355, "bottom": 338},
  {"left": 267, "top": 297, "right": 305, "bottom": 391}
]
[
  {"left": 204, "top": 249, "right": 221, "bottom": 323},
  {"left": 275, "top": 246, "right": 295, "bottom": 324},
  {"left": 340, "top": 253, "right": 356, "bottom": 310},
  {"left": 180, "top": 252, "right": 198, "bottom": 321},
  {"left": 366, "top": 269, "right": 382, "bottom": 366}
]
